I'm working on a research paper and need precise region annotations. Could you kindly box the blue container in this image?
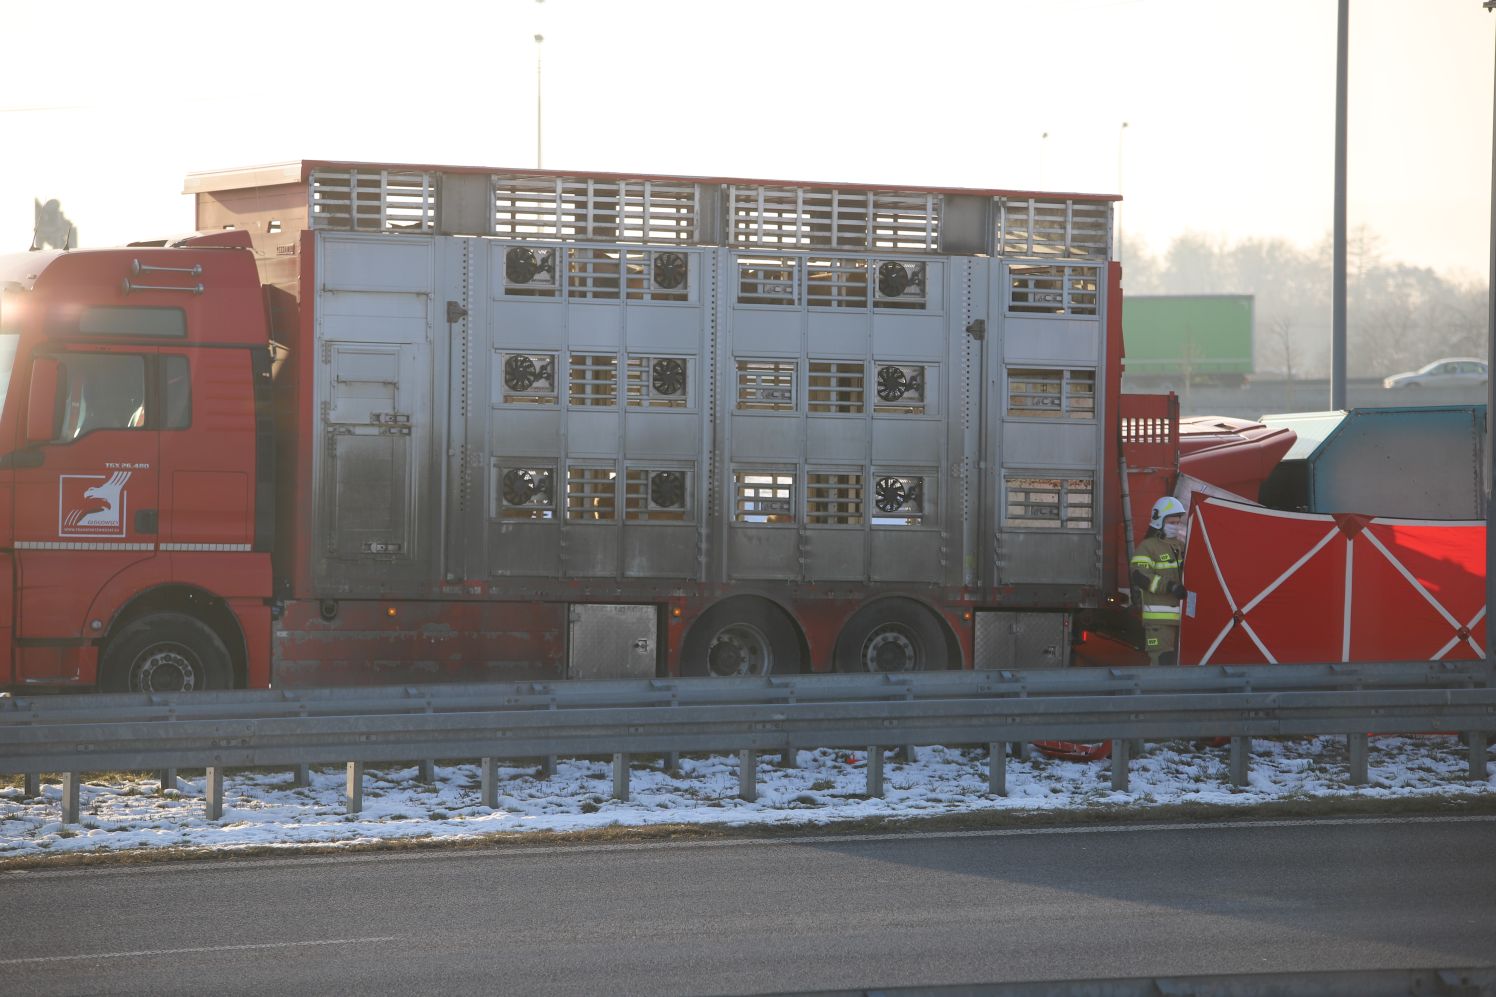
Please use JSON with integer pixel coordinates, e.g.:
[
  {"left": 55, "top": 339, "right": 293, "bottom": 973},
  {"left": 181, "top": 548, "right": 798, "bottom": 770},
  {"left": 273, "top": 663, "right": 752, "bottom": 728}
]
[{"left": 1303, "top": 405, "right": 1486, "bottom": 520}]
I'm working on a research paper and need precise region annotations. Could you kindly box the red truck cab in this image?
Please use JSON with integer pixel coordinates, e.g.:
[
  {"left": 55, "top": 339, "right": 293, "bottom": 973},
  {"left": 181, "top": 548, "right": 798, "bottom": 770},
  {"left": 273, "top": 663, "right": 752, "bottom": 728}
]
[{"left": 0, "top": 235, "right": 273, "bottom": 691}]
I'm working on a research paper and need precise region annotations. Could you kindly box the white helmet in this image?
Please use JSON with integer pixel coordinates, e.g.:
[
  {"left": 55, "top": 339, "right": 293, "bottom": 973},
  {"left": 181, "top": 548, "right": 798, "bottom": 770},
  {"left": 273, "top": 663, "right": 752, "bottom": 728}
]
[{"left": 1149, "top": 496, "right": 1187, "bottom": 530}]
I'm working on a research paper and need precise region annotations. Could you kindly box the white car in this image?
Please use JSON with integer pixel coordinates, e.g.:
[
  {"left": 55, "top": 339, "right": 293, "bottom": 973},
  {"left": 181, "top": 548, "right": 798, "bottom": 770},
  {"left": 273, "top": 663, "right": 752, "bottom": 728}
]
[{"left": 1382, "top": 357, "right": 1488, "bottom": 389}]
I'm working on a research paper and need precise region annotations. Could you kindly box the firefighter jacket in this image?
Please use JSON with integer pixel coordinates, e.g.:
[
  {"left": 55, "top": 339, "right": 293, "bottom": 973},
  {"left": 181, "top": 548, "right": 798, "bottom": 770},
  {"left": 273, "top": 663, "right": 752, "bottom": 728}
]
[{"left": 1131, "top": 531, "right": 1185, "bottom": 625}]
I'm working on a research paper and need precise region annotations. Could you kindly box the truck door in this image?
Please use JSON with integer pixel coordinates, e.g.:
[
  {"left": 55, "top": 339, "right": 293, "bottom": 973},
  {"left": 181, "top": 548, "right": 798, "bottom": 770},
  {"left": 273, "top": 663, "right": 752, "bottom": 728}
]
[
  {"left": 0, "top": 306, "right": 19, "bottom": 683},
  {"left": 12, "top": 347, "right": 160, "bottom": 681}
]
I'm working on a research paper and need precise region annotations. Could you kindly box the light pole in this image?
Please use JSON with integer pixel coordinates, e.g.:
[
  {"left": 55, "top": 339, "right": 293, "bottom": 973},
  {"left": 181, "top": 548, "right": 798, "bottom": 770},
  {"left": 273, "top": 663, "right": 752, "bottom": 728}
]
[
  {"left": 1117, "top": 121, "right": 1129, "bottom": 265},
  {"left": 1331, "top": 0, "right": 1348, "bottom": 411},
  {"left": 534, "top": 0, "right": 545, "bottom": 169},
  {"left": 1484, "top": 1, "right": 1495, "bottom": 668}
]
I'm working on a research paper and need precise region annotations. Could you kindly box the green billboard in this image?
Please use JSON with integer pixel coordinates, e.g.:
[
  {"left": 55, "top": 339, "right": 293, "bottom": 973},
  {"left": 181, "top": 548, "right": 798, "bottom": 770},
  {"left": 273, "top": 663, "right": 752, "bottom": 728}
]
[{"left": 1122, "top": 294, "right": 1254, "bottom": 382}]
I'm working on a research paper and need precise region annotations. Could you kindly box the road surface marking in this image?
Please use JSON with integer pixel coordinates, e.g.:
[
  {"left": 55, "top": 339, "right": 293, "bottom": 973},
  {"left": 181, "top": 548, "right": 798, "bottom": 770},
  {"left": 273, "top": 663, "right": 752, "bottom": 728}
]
[{"left": 0, "top": 936, "right": 400, "bottom": 966}]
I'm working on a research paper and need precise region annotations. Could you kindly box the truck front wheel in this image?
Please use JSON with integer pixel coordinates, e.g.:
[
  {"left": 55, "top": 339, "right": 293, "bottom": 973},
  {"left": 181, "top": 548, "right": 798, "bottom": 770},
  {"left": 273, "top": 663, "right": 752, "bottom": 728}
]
[{"left": 100, "top": 612, "right": 234, "bottom": 693}]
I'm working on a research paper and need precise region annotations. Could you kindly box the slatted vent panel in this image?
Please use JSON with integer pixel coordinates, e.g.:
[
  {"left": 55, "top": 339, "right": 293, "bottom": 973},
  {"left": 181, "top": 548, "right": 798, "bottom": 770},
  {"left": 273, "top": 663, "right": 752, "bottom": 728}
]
[
  {"left": 1007, "top": 264, "right": 1101, "bottom": 317},
  {"left": 567, "top": 249, "right": 625, "bottom": 300},
  {"left": 310, "top": 170, "right": 437, "bottom": 232},
  {"left": 871, "top": 192, "right": 941, "bottom": 251},
  {"left": 733, "top": 470, "right": 796, "bottom": 523},
  {"left": 806, "top": 258, "right": 869, "bottom": 309},
  {"left": 737, "top": 256, "right": 800, "bottom": 306},
  {"left": 1003, "top": 475, "right": 1094, "bottom": 530},
  {"left": 736, "top": 360, "right": 797, "bottom": 411},
  {"left": 808, "top": 361, "right": 865, "bottom": 414},
  {"left": 566, "top": 466, "right": 618, "bottom": 521},
  {"left": 1007, "top": 369, "right": 1096, "bottom": 419},
  {"left": 807, "top": 471, "right": 864, "bottom": 526},
  {"left": 493, "top": 176, "right": 699, "bottom": 243},
  {"left": 999, "top": 198, "right": 1111, "bottom": 259},
  {"left": 568, "top": 354, "right": 618, "bottom": 407},
  {"left": 730, "top": 187, "right": 939, "bottom": 252}
]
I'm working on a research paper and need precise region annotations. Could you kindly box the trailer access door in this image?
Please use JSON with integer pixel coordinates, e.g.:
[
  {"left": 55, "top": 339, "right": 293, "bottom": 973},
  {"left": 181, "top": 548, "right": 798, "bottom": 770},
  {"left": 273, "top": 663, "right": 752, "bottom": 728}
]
[{"left": 312, "top": 235, "right": 439, "bottom": 592}]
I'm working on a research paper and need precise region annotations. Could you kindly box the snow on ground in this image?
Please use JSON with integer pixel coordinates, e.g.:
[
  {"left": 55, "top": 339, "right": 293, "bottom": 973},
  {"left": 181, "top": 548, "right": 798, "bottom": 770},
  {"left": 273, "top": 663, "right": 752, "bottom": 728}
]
[{"left": 1, "top": 736, "right": 1491, "bottom": 860}]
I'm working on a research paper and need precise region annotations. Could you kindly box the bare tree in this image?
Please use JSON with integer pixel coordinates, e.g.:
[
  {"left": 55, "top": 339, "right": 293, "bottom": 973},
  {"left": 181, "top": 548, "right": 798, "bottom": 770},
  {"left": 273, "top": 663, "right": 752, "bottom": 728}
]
[
  {"left": 1127, "top": 226, "right": 1486, "bottom": 379},
  {"left": 1268, "top": 314, "right": 1298, "bottom": 411}
]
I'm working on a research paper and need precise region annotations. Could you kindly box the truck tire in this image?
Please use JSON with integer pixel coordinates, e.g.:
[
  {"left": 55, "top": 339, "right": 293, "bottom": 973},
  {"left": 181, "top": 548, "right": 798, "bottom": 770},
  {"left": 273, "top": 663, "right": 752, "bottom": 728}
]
[
  {"left": 834, "top": 600, "right": 949, "bottom": 673},
  {"left": 682, "top": 600, "right": 799, "bottom": 677},
  {"left": 100, "top": 612, "right": 233, "bottom": 693}
]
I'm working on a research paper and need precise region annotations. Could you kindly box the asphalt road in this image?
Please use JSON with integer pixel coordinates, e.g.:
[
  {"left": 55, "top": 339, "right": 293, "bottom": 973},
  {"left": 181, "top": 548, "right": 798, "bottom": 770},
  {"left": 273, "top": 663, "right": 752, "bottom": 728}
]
[{"left": 3, "top": 815, "right": 1493, "bottom": 996}]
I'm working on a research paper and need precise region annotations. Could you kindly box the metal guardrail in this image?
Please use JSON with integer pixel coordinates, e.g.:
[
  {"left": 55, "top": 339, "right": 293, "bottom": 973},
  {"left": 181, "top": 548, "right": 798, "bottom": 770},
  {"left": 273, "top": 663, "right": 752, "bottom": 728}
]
[
  {"left": 2, "top": 662, "right": 1493, "bottom": 826},
  {"left": 3, "top": 660, "right": 1490, "bottom": 722}
]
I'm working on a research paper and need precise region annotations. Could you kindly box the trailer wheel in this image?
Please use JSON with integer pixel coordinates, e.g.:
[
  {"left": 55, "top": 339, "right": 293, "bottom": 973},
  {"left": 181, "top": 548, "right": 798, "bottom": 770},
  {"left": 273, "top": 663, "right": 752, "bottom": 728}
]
[
  {"left": 834, "top": 600, "right": 949, "bottom": 673},
  {"left": 682, "top": 600, "right": 799, "bottom": 677},
  {"left": 100, "top": 612, "right": 233, "bottom": 693}
]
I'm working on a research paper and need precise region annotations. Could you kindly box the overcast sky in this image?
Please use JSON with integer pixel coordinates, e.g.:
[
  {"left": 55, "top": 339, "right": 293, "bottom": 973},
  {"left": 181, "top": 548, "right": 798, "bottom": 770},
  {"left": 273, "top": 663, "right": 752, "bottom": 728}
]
[{"left": 3, "top": 0, "right": 1492, "bottom": 281}]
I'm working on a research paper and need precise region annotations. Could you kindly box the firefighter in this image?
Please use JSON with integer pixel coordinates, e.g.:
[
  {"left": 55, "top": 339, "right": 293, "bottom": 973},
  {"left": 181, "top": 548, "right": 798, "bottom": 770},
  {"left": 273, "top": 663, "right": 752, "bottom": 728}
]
[{"left": 1131, "top": 496, "right": 1189, "bottom": 666}]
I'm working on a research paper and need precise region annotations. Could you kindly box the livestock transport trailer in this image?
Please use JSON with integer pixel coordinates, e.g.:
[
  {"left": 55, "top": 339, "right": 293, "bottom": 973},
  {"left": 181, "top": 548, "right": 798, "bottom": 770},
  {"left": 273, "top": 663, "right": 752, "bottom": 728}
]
[{"left": 0, "top": 160, "right": 1178, "bottom": 692}]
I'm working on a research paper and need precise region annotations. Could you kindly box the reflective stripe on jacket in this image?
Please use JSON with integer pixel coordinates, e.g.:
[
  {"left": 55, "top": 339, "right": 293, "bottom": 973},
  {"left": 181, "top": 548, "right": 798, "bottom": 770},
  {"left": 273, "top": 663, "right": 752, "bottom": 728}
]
[{"left": 1132, "top": 532, "right": 1186, "bottom": 622}]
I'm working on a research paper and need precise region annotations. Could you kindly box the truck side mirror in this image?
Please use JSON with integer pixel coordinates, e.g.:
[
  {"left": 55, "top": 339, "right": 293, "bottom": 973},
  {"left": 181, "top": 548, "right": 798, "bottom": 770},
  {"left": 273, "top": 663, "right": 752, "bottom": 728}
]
[{"left": 26, "top": 357, "right": 60, "bottom": 444}]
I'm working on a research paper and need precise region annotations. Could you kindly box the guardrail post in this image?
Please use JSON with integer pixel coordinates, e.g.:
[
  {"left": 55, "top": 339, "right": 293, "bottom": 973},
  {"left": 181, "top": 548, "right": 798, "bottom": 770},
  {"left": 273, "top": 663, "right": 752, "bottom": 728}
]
[
  {"left": 781, "top": 746, "right": 798, "bottom": 768},
  {"left": 1347, "top": 733, "right": 1369, "bottom": 786},
  {"left": 739, "top": 750, "right": 757, "bottom": 802},
  {"left": 419, "top": 704, "right": 435, "bottom": 783},
  {"left": 1466, "top": 732, "right": 1490, "bottom": 782},
  {"left": 661, "top": 752, "right": 679, "bottom": 773},
  {"left": 205, "top": 766, "right": 224, "bottom": 821},
  {"left": 988, "top": 742, "right": 1007, "bottom": 797},
  {"left": 158, "top": 768, "right": 177, "bottom": 792},
  {"left": 1110, "top": 739, "right": 1130, "bottom": 792},
  {"left": 612, "top": 753, "right": 630, "bottom": 800},
  {"left": 896, "top": 744, "right": 914, "bottom": 764},
  {"left": 866, "top": 746, "right": 884, "bottom": 798},
  {"left": 346, "top": 761, "right": 364, "bottom": 814},
  {"left": 23, "top": 773, "right": 39, "bottom": 798},
  {"left": 541, "top": 755, "right": 558, "bottom": 779},
  {"left": 1011, "top": 741, "right": 1029, "bottom": 761},
  {"left": 481, "top": 757, "right": 498, "bottom": 809},
  {"left": 61, "top": 772, "right": 80, "bottom": 825},
  {"left": 1229, "top": 737, "right": 1251, "bottom": 788},
  {"left": 292, "top": 704, "right": 311, "bottom": 789}
]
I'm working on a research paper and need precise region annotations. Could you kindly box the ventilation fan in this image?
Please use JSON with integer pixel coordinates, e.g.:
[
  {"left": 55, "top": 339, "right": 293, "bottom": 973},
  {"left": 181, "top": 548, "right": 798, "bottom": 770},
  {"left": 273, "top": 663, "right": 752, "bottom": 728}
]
[
  {"left": 876, "top": 261, "right": 925, "bottom": 298},
  {"left": 874, "top": 476, "right": 923, "bottom": 514},
  {"left": 502, "top": 353, "right": 554, "bottom": 392},
  {"left": 649, "top": 471, "right": 686, "bottom": 509},
  {"left": 651, "top": 358, "right": 687, "bottom": 397},
  {"left": 505, "top": 247, "right": 556, "bottom": 285},
  {"left": 876, "top": 364, "right": 924, "bottom": 402},
  {"left": 502, "top": 468, "right": 552, "bottom": 507},
  {"left": 653, "top": 252, "right": 688, "bottom": 290}
]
